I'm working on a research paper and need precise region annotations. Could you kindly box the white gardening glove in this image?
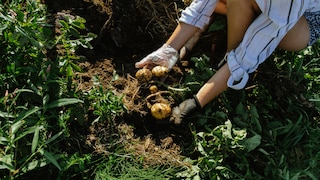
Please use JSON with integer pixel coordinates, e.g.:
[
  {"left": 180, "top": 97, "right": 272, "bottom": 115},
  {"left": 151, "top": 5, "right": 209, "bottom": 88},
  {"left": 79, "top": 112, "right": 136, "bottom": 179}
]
[
  {"left": 170, "top": 95, "right": 201, "bottom": 124},
  {"left": 135, "top": 44, "right": 179, "bottom": 70}
]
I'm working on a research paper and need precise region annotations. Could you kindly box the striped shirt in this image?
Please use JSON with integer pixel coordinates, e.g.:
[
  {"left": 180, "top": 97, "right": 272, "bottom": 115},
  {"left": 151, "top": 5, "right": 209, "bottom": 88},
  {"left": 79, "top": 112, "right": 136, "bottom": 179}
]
[{"left": 179, "top": 0, "right": 320, "bottom": 89}]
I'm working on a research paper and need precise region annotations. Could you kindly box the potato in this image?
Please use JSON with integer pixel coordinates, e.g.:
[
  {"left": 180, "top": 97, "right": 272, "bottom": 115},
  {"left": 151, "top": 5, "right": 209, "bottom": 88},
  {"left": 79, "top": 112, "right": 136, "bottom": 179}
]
[
  {"left": 151, "top": 66, "right": 169, "bottom": 77},
  {"left": 135, "top": 68, "right": 152, "bottom": 82},
  {"left": 150, "top": 102, "right": 172, "bottom": 120},
  {"left": 149, "top": 85, "right": 158, "bottom": 94}
]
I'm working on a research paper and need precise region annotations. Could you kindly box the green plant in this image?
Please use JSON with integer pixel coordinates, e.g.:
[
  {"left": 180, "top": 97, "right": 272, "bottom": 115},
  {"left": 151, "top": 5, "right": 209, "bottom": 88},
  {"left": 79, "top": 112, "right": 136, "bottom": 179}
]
[
  {"left": 177, "top": 39, "right": 320, "bottom": 179},
  {"left": 177, "top": 120, "right": 254, "bottom": 179},
  {"left": 0, "top": 88, "right": 83, "bottom": 179},
  {"left": 55, "top": 14, "right": 96, "bottom": 79},
  {"left": 86, "top": 76, "right": 127, "bottom": 125},
  {"left": 0, "top": 1, "right": 97, "bottom": 179},
  {"left": 94, "top": 153, "right": 176, "bottom": 180},
  {"left": 0, "top": 0, "right": 53, "bottom": 92}
]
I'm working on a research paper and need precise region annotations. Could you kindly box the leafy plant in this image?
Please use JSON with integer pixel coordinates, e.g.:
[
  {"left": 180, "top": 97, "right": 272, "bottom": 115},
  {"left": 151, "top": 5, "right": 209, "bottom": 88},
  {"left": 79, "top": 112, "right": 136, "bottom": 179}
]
[
  {"left": 0, "top": 0, "right": 97, "bottom": 179},
  {"left": 55, "top": 14, "right": 96, "bottom": 78},
  {"left": 0, "top": 88, "right": 83, "bottom": 179},
  {"left": 0, "top": 0, "right": 53, "bottom": 92},
  {"left": 178, "top": 120, "right": 255, "bottom": 179},
  {"left": 87, "top": 84, "right": 127, "bottom": 125},
  {"left": 178, "top": 39, "right": 320, "bottom": 179}
]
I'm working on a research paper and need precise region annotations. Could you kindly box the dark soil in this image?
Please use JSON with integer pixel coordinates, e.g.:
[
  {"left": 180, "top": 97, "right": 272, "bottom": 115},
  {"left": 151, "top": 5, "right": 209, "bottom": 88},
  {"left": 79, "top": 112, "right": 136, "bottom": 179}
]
[
  {"left": 42, "top": 0, "right": 229, "bottom": 170},
  {"left": 44, "top": 0, "right": 226, "bottom": 124}
]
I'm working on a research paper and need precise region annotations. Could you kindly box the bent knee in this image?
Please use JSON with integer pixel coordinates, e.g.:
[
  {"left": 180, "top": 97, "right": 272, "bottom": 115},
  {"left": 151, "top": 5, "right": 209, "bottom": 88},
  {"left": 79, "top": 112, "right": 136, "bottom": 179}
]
[
  {"left": 227, "top": 0, "right": 261, "bottom": 14},
  {"left": 279, "top": 17, "right": 310, "bottom": 51}
]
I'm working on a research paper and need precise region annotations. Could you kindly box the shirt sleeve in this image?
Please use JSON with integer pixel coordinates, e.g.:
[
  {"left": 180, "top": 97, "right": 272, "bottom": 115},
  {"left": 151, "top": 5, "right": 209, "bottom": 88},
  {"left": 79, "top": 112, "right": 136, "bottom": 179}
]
[
  {"left": 227, "top": 0, "right": 312, "bottom": 90},
  {"left": 179, "top": 0, "right": 218, "bottom": 29}
]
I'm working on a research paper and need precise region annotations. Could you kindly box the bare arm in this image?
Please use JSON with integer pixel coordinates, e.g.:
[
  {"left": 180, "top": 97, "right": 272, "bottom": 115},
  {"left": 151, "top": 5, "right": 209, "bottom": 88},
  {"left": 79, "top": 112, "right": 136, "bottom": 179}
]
[
  {"left": 166, "top": 22, "right": 199, "bottom": 50},
  {"left": 195, "top": 63, "right": 229, "bottom": 108}
]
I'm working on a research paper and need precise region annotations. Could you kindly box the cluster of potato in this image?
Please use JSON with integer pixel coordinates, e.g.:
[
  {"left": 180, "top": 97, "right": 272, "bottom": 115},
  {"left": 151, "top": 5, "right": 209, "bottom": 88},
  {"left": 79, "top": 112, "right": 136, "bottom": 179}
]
[
  {"left": 135, "top": 66, "right": 172, "bottom": 120},
  {"left": 135, "top": 66, "right": 169, "bottom": 82}
]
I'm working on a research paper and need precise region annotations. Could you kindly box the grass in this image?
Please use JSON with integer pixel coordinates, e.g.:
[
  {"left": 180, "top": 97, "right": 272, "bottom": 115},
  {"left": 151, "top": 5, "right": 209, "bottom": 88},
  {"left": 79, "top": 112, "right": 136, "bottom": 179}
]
[{"left": 0, "top": 0, "right": 319, "bottom": 179}]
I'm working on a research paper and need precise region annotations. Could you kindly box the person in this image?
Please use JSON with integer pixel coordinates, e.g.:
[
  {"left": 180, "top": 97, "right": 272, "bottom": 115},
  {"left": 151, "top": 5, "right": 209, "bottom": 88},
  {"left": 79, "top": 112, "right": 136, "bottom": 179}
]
[{"left": 135, "top": 0, "right": 320, "bottom": 124}]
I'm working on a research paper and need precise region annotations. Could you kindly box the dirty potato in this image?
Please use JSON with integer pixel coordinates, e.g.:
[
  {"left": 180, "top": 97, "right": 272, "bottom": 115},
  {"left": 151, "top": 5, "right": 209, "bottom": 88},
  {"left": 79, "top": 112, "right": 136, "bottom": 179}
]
[
  {"left": 150, "top": 102, "right": 172, "bottom": 120},
  {"left": 135, "top": 68, "right": 152, "bottom": 82},
  {"left": 151, "top": 66, "right": 169, "bottom": 77},
  {"left": 149, "top": 85, "right": 158, "bottom": 94}
]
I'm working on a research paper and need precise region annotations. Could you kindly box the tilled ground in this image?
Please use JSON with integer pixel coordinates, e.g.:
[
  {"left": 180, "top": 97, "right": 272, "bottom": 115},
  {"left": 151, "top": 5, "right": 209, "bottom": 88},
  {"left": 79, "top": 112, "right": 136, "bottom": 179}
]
[{"left": 44, "top": 0, "right": 227, "bottom": 167}]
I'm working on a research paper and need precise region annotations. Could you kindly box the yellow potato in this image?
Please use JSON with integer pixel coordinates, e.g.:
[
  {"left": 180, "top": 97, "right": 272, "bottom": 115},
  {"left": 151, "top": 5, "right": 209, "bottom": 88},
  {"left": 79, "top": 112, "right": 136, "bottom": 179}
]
[
  {"left": 150, "top": 102, "right": 172, "bottom": 120},
  {"left": 149, "top": 85, "right": 158, "bottom": 94},
  {"left": 151, "top": 66, "right": 169, "bottom": 77},
  {"left": 135, "top": 68, "right": 152, "bottom": 82}
]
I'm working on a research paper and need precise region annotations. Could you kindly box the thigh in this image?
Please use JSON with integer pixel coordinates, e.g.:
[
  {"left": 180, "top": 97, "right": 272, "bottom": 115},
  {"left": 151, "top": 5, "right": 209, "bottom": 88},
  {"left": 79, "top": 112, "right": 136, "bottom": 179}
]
[
  {"left": 226, "top": 0, "right": 261, "bottom": 14},
  {"left": 278, "top": 17, "right": 310, "bottom": 51},
  {"left": 215, "top": 0, "right": 227, "bottom": 15}
]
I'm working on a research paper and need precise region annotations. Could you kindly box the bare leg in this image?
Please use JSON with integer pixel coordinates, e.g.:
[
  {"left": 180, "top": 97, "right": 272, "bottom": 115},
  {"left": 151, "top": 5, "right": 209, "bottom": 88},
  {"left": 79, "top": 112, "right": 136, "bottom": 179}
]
[
  {"left": 215, "top": 0, "right": 227, "bottom": 15},
  {"left": 226, "top": 0, "right": 261, "bottom": 51},
  {"left": 196, "top": 0, "right": 261, "bottom": 107},
  {"left": 278, "top": 17, "right": 310, "bottom": 51}
]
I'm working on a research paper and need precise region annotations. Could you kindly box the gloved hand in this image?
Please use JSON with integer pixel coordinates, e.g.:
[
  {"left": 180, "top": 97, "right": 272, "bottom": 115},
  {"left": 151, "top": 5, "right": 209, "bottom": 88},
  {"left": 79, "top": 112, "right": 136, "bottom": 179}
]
[
  {"left": 135, "top": 44, "right": 179, "bottom": 70},
  {"left": 170, "top": 95, "right": 201, "bottom": 124}
]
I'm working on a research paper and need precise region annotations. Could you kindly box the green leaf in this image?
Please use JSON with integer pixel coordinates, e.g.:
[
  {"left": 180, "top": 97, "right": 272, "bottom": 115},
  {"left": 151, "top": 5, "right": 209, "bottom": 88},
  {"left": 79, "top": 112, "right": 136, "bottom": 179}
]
[
  {"left": 0, "top": 111, "right": 14, "bottom": 118},
  {"left": 0, "top": 137, "right": 9, "bottom": 145},
  {"left": 14, "top": 126, "right": 41, "bottom": 143},
  {"left": 45, "top": 98, "right": 83, "bottom": 109},
  {"left": 31, "top": 126, "right": 40, "bottom": 153},
  {"left": 244, "top": 134, "right": 261, "bottom": 152},
  {"left": 69, "top": 27, "right": 80, "bottom": 38},
  {"left": 0, "top": 24, "right": 8, "bottom": 35},
  {"left": 250, "top": 105, "right": 261, "bottom": 133},
  {"left": 0, "top": 154, "right": 14, "bottom": 171},
  {"left": 66, "top": 64, "right": 73, "bottom": 77},
  {"left": 58, "top": 20, "right": 69, "bottom": 29},
  {"left": 43, "top": 94, "right": 50, "bottom": 106},
  {"left": 11, "top": 120, "right": 25, "bottom": 135},
  {"left": 41, "top": 150, "right": 61, "bottom": 170},
  {"left": 70, "top": 61, "right": 82, "bottom": 72},
  {"left": 15, "top": 89, "right": 35, "bottom": 94},
  {"left": 15, "top": 106, "right": 42, "bottom": 122},
  {"left": 45, "top": 131, "right": 64, "bottom": 145},
  {"left": 21, "top": 158, "right": 47, "bottom": 172}
]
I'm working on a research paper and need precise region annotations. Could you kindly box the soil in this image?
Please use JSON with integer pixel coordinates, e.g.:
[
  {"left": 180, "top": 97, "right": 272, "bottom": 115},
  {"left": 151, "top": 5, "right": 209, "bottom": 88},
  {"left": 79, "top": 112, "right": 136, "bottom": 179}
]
[{"left": 43, "top": 0, "right": 228, "bottom": 167}]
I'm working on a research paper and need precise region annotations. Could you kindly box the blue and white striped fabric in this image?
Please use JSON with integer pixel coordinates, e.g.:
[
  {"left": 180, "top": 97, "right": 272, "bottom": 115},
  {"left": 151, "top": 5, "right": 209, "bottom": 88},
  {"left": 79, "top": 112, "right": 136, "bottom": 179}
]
[
  {"left": 179, "top": 0, "right": 320, "bottom": 90},
  {"left": 228, "top": 0, "right": 320, "bottom": 89},
  {"left": 179, "top": 0, "right": 217, "bottom": 29}
]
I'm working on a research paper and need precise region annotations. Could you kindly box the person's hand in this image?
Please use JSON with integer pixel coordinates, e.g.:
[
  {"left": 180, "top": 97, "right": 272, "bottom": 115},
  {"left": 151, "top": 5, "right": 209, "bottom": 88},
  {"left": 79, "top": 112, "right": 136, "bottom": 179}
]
[
  {"left": 170, "top": 95, "right": 201, "bottom": 124},
  {"left": 135, "top": 44, "right": 179, "bottom": 70}
]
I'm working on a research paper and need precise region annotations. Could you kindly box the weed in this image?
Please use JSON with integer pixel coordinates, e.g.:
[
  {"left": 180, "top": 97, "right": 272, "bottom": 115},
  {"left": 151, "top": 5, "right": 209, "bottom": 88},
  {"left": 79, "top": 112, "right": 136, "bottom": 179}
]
[{"left": 0, "top": 0, "right": 96, "bottom": 179}]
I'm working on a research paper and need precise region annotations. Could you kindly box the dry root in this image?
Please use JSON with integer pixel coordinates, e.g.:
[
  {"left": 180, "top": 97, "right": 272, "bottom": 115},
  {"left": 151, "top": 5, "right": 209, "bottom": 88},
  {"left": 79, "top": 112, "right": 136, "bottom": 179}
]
[{"left": 118, "top": 123, "right": 191, "bottom": 168}]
